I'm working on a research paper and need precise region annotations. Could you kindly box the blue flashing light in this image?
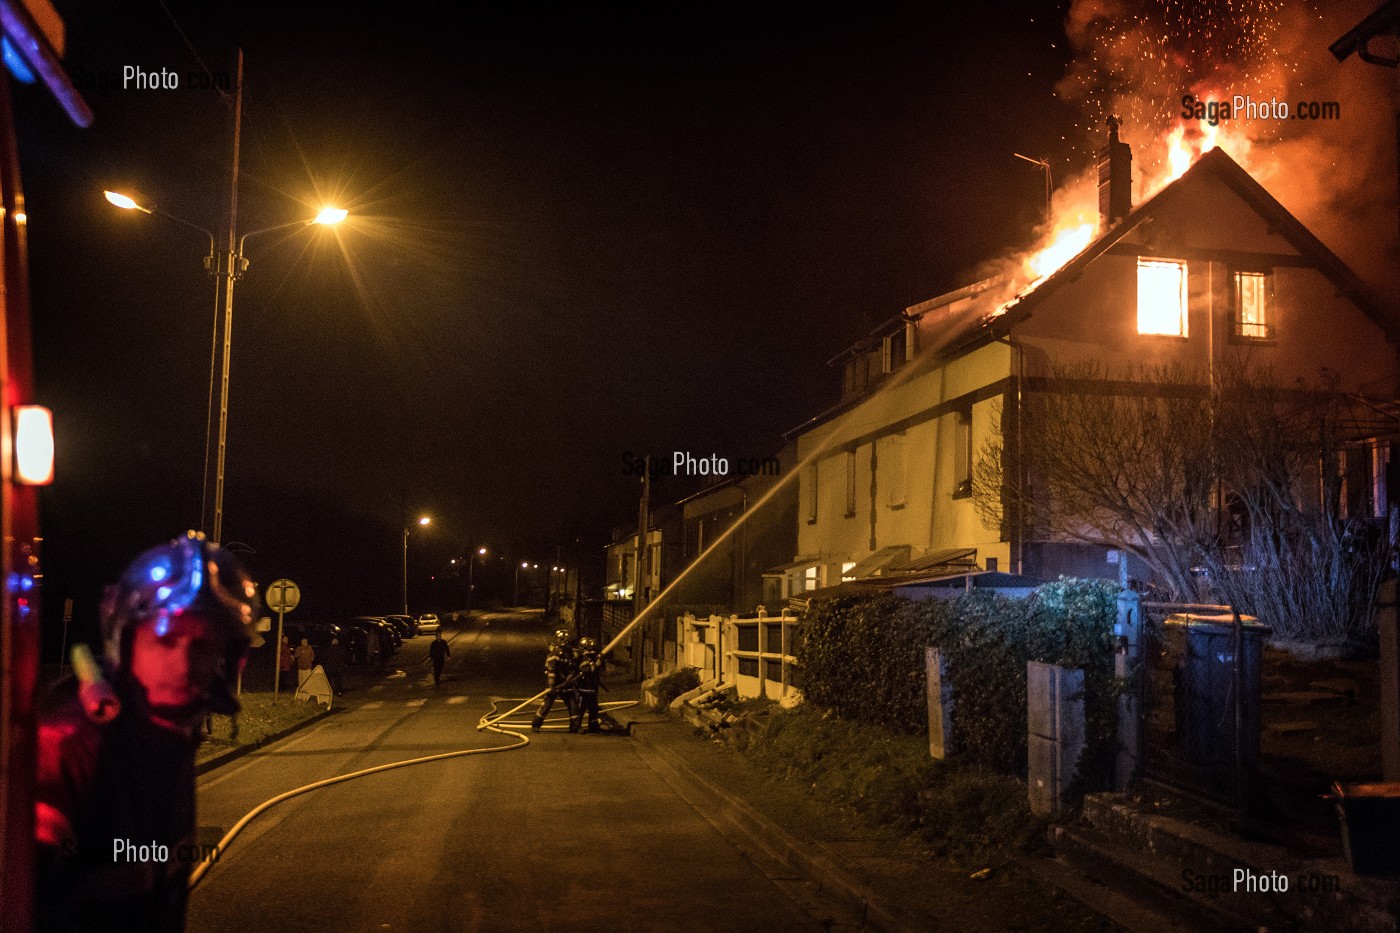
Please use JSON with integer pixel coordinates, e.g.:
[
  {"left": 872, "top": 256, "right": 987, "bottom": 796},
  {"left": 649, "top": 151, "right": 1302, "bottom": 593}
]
[
  {"left": 5, "top": 573, "right": 18, "bottom": 592},
  {"left": 150, "top": 563, "right": 169, "bottom": 582},
  {"left": 156, "top": 585, "right": 172, "bottom": 601},
  {"left": 154, "top": 615, "right": 169, "bottom": 637},
  {"left": 19, "top": 575, "right": 34, "bottom": 592},
  {"left": 2, "top": 38, "right": 35, "bottom": 84}
]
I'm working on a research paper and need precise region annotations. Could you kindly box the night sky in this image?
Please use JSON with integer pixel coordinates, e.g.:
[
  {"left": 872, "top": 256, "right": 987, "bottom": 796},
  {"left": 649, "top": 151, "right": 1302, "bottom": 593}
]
[{"left": 13, "top": 2, "right": 1390, "bottom": 638}]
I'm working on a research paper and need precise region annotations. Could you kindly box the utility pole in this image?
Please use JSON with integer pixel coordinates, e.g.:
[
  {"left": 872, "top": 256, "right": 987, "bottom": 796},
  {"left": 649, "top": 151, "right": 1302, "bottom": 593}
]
[
  {"left": 207, "top": 48, "right": 243, "bottom": 543},
  {"left": 633, "top": 456, "right": 650, "bottom": 680}
]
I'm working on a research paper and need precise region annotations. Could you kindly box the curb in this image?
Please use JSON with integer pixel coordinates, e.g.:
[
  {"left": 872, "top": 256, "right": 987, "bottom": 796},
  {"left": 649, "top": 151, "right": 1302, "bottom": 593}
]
[
  {"left": 631, "top": 717, "right": 921, "bottom": 933},
  {"left": 195, "top": 705, "right": 335, "bottom": 775}
]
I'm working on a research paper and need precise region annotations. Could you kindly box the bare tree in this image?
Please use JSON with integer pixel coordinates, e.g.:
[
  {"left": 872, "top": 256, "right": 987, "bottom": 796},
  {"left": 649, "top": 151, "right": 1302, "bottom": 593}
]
[
  {"left": 974, "top": 362, "right": 1392, "bottom": 637},
  {"left": 974, "top": 363, "right": 1217, "bottom": 600}
]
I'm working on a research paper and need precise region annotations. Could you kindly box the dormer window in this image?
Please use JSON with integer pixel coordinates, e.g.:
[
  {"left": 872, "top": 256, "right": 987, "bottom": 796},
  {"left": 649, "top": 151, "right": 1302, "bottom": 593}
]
[
  {"left": 883, "top": 328, "right": 907, "bottom": 374},
  {"left": 1234, "top": 271, "right": 1273, "bottom": 340},
  {"left": 1138, "top": 258, "right": 1188, "bottom": 336}
]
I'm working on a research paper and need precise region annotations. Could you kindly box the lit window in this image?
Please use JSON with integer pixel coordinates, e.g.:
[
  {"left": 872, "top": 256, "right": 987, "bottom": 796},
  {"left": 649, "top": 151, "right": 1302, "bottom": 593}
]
[
  {"left": 1234, "top": 271, "right": 1271, "bottom": 339},
  {"left": 1137, "top": 259, "right": 1188, "bottom": 336},
  {"left": 841, "top": 561, "right": 856, "bottom": 581}
]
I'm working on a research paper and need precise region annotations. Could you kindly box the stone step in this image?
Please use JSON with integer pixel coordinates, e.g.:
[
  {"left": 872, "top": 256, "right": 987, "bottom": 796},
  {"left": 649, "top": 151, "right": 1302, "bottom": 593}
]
[
  {"left": 1079, "top": 793, "right": 1400, "bottom": 931},
  {"left": 1049, "top": 823, "right": 1258, "bottom": 932}
]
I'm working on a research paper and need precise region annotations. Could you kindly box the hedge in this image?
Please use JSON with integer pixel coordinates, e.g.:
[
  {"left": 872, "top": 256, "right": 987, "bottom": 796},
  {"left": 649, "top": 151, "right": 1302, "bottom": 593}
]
[{"left": 797, "top": 579, "right": 1119, "bottom": 783}]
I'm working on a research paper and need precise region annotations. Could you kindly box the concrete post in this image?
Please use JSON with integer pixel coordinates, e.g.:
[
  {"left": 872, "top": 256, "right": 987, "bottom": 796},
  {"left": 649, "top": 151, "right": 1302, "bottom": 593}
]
[
  {"left": 1379, "top": 578, "right": 1399, "bottom": 781},
  {"left": 926, "top": 646, "right": 954, "bottom": 759},
  {"left": 1028, "top": 661, "right": 1085, "bottom": 818},
  {"left": 1115, "top": 588, "right": 1142, "bottom": 790}
]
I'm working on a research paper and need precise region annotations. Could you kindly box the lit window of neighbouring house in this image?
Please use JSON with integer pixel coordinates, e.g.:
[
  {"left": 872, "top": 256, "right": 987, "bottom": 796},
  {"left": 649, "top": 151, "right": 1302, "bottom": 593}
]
[
  {"left": 1235, "top": 271, "right": 1270, "bottom": 339},
  {"left": 1137, "top": 259, "right": 1188, "bottom": 336},
  {"left": 841, "top": 561, "right": 856, "bottom": 581},
  {"left": 804, "top": 565, "right": 820, "bottom": 592}
]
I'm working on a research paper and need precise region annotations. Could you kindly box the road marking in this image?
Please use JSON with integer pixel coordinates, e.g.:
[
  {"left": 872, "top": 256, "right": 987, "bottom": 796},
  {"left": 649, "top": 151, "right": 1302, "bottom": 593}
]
[
  {"left": 360, "top": 701, "right": 383, "bottom": 710},
  {"left": 406, "top": 699, "right": 427, "bottom": 708},
  {"left": 445, "top": 696, "right": 468, "bottom": 705}
]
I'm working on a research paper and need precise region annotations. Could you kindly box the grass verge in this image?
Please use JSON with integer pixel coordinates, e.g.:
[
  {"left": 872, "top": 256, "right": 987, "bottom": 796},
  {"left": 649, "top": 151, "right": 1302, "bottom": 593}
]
[
  {"left": 196, "top": 691, "right": 325, "bottom": 766},
  {"left": 731, "top": 705, "right": 1041, "bottom": 863}
]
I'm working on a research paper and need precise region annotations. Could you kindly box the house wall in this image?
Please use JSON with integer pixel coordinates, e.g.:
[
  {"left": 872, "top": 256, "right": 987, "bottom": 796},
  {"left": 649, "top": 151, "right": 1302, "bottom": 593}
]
[
  {"left": 1009, "top": 166, "right": 1400, "bottom": 584},
  {"left": 796, "top": 341, "right": 1013, "bottom": 582},
  {"left": 1015, "top": 171, "right": 1398, "bottom": 396}
]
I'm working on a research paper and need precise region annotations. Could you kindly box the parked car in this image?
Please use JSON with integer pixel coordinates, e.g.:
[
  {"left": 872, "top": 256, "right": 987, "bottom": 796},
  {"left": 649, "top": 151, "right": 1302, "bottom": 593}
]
[
  {"left": 416, "top": 613, "right": 440, "bottom": 635},
  {"left": 348, "top": 616, "right": 401, "bottom": 655},
  {"left": 341, "top": 619, "right": 384, "bottom": 665},
  {"left": 380, "top": 614, "right": 418, "bottom": 639},
  {"left": 282, "top": 621, "right": 366, "bottom": 667}
]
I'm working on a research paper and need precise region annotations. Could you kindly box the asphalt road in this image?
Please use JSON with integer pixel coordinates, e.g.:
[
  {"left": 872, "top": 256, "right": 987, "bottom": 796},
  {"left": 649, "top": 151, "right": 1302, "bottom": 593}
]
[{"left": 186, "top": 611, "right": 831, "bottom": 932}]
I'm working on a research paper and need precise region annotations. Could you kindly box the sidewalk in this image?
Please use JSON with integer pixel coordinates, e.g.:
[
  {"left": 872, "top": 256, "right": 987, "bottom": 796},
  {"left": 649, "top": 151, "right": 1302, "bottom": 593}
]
[{"left": 620, "top": 699, "right": 1117, "bottom": 932}]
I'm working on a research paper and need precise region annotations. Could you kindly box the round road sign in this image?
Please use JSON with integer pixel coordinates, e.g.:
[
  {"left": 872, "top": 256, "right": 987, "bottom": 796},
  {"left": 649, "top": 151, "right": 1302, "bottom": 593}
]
[{"left": 266, "top": 578, "right": 301, "bottom": 613}]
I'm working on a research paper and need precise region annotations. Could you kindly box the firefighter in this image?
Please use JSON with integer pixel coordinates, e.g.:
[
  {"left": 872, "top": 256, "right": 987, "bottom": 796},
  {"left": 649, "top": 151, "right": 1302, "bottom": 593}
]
[
  {"left": 569, "top": 637, "right": 604, "bottom": 734},
  {"left": 530, "top": 631, "right": 578, "bottom": 732},
  {"left": 34, "top": 532, "right": 257, "bottom": 933}
]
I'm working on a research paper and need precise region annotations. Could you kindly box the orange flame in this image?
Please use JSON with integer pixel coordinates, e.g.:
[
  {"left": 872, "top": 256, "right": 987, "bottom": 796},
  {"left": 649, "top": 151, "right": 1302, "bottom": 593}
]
[{"left": 999, "top": 105, "right": 1256, "bottom": 314}]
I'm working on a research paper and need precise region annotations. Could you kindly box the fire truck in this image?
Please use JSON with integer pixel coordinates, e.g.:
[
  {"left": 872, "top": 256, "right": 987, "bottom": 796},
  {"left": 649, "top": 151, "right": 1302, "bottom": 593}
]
[{"left": 0, "top": 1, "right": 90, "bottom": 928}]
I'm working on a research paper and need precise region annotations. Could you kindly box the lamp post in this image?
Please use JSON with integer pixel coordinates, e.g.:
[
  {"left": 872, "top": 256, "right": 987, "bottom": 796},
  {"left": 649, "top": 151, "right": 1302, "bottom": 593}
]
[
  {"left": 467, "top": 546, "right": 487, "bottom": 612},
  {"left": 104, "top": 191, "right": 346, "bottom": 541},
  {"left": 514, "top": 561, "right": 531, "bottom": 608},
  {"left": 403, "top": 515, "right": 430, "bottom": 616}
]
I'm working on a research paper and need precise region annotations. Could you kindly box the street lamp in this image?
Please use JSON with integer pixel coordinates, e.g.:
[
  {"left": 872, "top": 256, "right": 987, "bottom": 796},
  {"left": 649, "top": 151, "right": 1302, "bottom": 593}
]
[
  {"left": 514, "top": 561, "right": 530, "bottom": 607},
  {"left": 104, "top": 189, "right": 347, "bottom": 541},
  {"left": 467, "top": 546, "right": 487, "bottom": 613},
  {"left": 402, "top": 515, "right": 430, "bottom": 616}
]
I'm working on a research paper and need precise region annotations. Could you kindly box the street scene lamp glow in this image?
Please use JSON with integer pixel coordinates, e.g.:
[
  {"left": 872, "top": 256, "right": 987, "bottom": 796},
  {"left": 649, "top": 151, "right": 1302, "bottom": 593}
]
[
  {"left": 418, "top": 516, "right": 430, "bottom": 526},
  {"left": 314, "top": 207, "right": 347, "bottom": 225},
  {"left": 103, "top": 190, "right": 144, "bottom": 211},
  {"left": 477, "top": 547, "right": 487, "bottom": 555}
]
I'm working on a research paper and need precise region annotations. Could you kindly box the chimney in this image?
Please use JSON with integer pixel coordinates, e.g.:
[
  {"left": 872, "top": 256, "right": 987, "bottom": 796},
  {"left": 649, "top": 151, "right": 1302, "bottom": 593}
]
[{"left": 1097, "top": 115, "right": 1132, "bottom": 229}]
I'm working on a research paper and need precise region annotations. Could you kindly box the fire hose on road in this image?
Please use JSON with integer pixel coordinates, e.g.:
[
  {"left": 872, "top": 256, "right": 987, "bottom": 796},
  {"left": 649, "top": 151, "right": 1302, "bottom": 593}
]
[{"left": 187, "top": 694, "right": 636, "bottom": 890}]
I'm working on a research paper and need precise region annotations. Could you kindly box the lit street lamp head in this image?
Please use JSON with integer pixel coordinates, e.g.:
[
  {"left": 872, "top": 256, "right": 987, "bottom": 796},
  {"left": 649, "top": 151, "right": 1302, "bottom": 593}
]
[
  {"left": 314, "top": 207, "right": 348, "bottom": 225},
  {"left": 103, "top": 190, "right": 148, "bottom": 213},
  {"left": 418, "top": 516, "right": 431, "bottom": 527}
]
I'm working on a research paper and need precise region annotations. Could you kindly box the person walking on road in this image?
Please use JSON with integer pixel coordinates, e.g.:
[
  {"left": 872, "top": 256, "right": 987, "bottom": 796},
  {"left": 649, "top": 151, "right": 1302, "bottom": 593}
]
[
  {"left": 294, "top": 638, "right": 316, "bottom": 688},
  {"left": 429, "top": 631, "right": 450, "bottom": 684},
  {"left": 322, "top": 636, "right": 348, "bottom": 694}
]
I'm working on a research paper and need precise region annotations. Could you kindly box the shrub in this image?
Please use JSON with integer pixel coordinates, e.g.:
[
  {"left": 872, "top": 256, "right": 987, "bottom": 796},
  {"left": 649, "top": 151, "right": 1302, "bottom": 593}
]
[
  {"left": 796, "top": 579, "right": 1119, "bottom": 783},
  {"left": 650, "top": 666, "right": 701, "bottom": 707}
]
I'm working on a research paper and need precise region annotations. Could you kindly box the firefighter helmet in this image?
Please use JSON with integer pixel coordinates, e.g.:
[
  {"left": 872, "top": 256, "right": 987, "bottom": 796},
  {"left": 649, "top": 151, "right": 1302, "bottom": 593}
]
[
  {"left": 578, "top": 637, "right": 596, "bottom": 651},
  {"left": 100, "top": 531, "right": 259, "bottom": 715}
]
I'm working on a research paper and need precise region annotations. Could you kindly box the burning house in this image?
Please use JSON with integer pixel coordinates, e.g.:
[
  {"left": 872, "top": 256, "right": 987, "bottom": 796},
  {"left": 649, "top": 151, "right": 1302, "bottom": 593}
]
[{"left": 776, "top": 125, "right": 1400, "bottom": 598}]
